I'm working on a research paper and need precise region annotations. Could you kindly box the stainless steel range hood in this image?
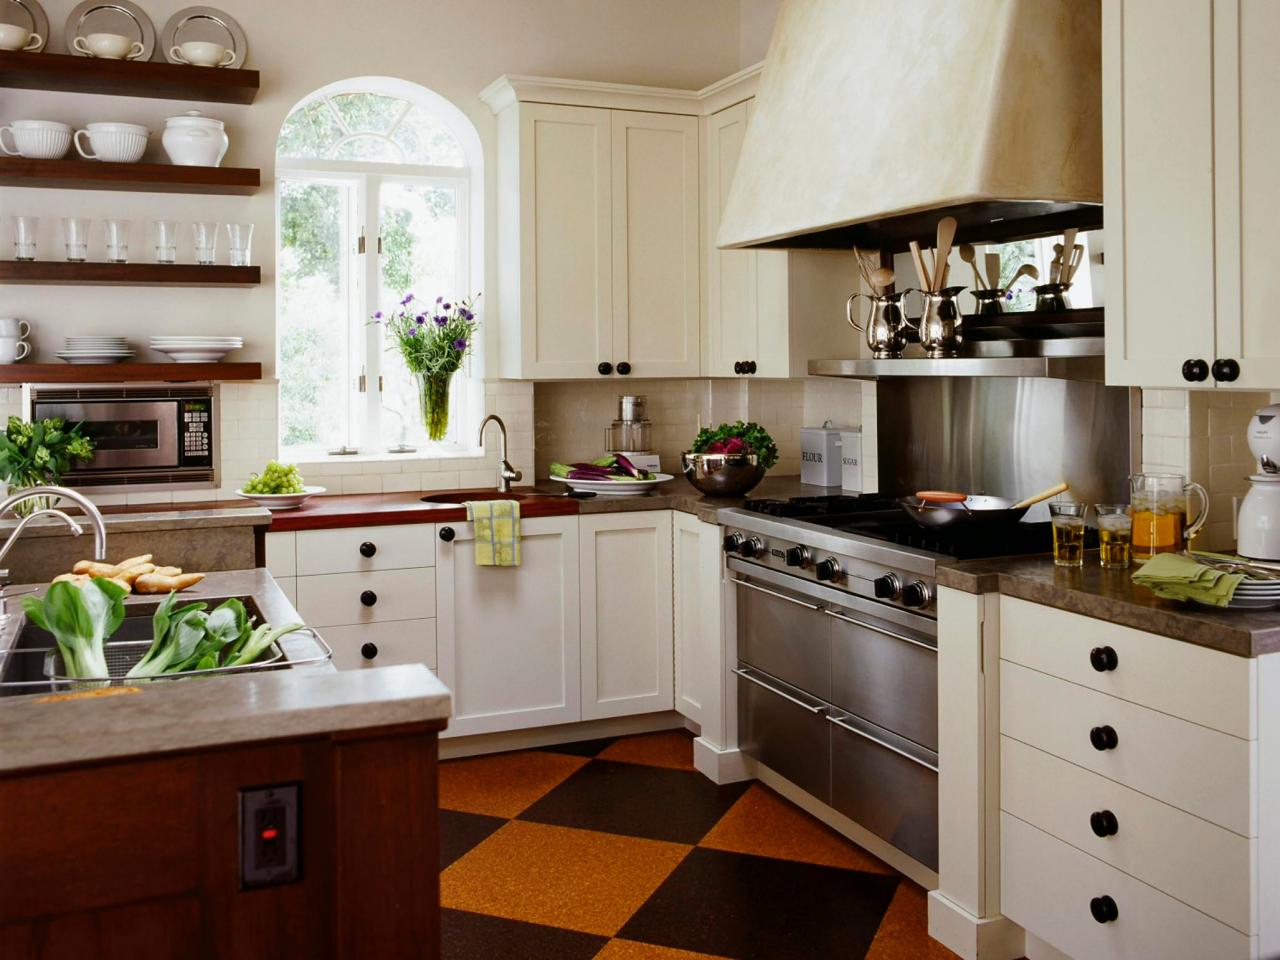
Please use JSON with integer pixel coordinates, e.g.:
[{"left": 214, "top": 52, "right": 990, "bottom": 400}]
[
  {"left": 809, "top": 339, "right": 1106, "bottom": 381},
  {"left": 718, "top": 0, "right": 1102, "bottom": 251}
]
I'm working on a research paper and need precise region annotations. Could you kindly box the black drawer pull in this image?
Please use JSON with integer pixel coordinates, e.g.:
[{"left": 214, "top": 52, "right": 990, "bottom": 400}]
[
  {"left": 439, "top": 526, "right": 455, "bottom": 542},
  {"left": 1090, "top": 646, "right": 1118, "bottom": 672},
  {"left": 746, "top": 360, "right": 757, "bottom": 374},
  {"left": 1090, "top": 809, "right": 1119, "bottom": 837},
  {"left": 360, "top": 590, "right": 378, "bottom": 607},
  {"left": 361, "top": 642, "right": 378, "bottom": 660},
  {"left": 734, "top": 361, "right": 744, "bottom": 374},
  {"left": 1181, "top": 358, "right": 1209, "bottom": 382},
  {"left": 1089, "top": 725, "right": 1119, "bottom": 751},
  {"left": 1089, "top": 895, "right": 1119, "bottom": 923},
  {"left": 359, "top": 541, "right": 377, "bottom": 558},
  {"left": 597, "top": 361, "right": 613, "bottom": 376},
  {"left": 616, "top": 361, "right": 632, "bottom": 376}
]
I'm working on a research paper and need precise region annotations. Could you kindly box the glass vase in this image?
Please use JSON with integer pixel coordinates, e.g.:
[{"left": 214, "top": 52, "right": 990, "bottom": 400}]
[
  {"left": 9, "top": 472, "right": 58, "bottom": 517},
  {"left": 415, "top": 371, "right": 453, "bottom": 442}
]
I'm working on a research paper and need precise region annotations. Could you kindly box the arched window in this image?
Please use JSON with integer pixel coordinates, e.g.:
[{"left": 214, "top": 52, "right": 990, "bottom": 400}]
[{"left": 276, "top": 78, "right": 482, "bottom": 456}]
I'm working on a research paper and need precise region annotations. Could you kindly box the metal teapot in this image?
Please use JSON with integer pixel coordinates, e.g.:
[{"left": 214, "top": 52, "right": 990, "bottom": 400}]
[{"left": 846, "top": 290, "right": 916, "bottom": 359}]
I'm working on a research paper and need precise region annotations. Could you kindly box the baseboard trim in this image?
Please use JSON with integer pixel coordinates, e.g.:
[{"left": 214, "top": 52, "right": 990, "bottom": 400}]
[
  {"left": 927, "top": 891, "right": 1026, "bottom": 960},
  {"left": 692, "top": 737, "right": 755, "bottom": 784},
  {"left": 1024, "top": 932, "right": 1072, "bottom": 960},
  {"left": 439, "top": 711, "right": 685, "bottom": 760}
]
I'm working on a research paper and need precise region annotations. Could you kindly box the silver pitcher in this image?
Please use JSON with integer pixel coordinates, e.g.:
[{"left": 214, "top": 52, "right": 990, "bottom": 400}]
[
  {"left": 1034, "top": 282, "right": 1072, "bottom": 312},
  {"left": 971, "top": 288, "right": 1005, "bottom": 317},
  {"left": 917, "top": 286, "right": 966, "bottom": 358},
  {"left": 846, "top": 290, "right": 915, "bottom": 359}
]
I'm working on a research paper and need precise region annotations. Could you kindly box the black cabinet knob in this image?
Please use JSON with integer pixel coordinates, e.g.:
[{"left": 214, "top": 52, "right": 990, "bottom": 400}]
[
  {"left": 1089, "top": 895, "right": 1119, "bottom": 924},
  {"left": 733, "top": 361, "right": 744, "bottom": 375},
  {"left": 361, "top": 642, "right": 378, "bottom": 660},
  {"left": 1182, "top": 358, "right": 1209, "bottom": 382},
  {"left": 1089, "top": 724, "right": 1119, "bottom": 751},
  {"left": 616, "top": 361, "right": 632, "bottom": 376},
  {"left": 1212, "top": 358, "right": 1240, "bottom": 383},
  {"left": 1090, "top": 809, "right": 1119, "bottom": 838},
  {"left": 1090, "top": 646, "right": 1119, "bottom": 672},
  {"left": 359, "top": 541, "right": 377, "bottom": 558},
  {"left": 597, "top": 361, "right": 613, "bottom": 376},
  {"left": 723, "top": 532, "right": 742, "bottom": 554},
  {"left": 873, "top": 573, "right": 902, "bottom": 599},
  {"left": 439, "top": 526, "right": 455, "bottom": 542},
  {"left": 746, "top": 360, "right": 758, "bottom": 374},
  {"left": 360, "top": 590, "right": 378, "bottom": 607}
]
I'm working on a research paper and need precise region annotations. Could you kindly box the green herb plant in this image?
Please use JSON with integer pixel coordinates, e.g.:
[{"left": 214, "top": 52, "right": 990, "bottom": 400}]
[
  {"left": 0, "top": 416, "right": 95, "bottom": 489},
  {"left": 690, "top": 421, "right": 780, "bottom": 470}
]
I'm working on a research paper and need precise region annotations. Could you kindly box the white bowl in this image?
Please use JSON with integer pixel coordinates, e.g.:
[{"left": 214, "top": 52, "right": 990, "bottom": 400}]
[
  {"left": 549, "top": 473, "right": 673, "bottom": 497},
  {"left": 75, "top": 123, "right": 148, "bottom": 164},
  {"left": 236, "top": 486, "right": 325, "bottom": 511},
  {"left": 0, "top": 121, "right": 72, "bottom": 160}
]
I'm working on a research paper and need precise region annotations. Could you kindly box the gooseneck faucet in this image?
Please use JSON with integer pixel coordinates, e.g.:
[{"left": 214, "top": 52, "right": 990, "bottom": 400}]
[
  {"left": 478, "top": 415, "right": 522, "bottom": 494},
  {"left": 0, "top": 486, "right": 108, "bottom": 570}
]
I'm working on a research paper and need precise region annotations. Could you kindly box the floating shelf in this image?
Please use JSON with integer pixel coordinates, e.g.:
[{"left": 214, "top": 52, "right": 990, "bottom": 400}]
[
  {"left": 0, "top": 51, "right": 258, "bottom": 104},
  {"left": 0, "top": 157, "right": 259, "bottom": 195},
  {"left": 0, "top": 362, "right": 262, "bottom": 384},
  {"left": 0, "top": 261, "right": 260, "bottom": 287}
]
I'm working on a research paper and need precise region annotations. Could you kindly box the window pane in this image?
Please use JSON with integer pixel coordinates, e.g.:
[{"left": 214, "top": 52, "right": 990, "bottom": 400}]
[
  {"left": 276, "top": 100, "right": 344, "bottom": 160},
  {"left": 278, "top": 91, "right": 466, "bottom": 167},
  {"left": 392, "top": 109, "right": 465, "bottom": 167},
  {"left": 278, "top": 179, "right": 354, "bottom": 451}
]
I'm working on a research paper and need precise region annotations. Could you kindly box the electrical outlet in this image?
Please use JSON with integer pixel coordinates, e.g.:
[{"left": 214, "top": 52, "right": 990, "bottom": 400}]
[{"left": 239, "top": 783, "right": 300, "bottom": 889}]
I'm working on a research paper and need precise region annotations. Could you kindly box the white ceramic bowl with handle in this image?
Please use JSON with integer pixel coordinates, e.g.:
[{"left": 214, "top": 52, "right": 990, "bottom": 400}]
[
  {"left": 0, "top": 121, "right": 72, "bottom": 159},
  {"left": 0, "top": 24, "right": 43, "bottom": 52},
  {"left": 73, "top": 32, "right": 144, "bottom": 60},
  {"left": 169, "top": 41, "right": 234, "bottom": 67},
  {"left": 75, "top": 123, "right": 148, "bottom": 164}
]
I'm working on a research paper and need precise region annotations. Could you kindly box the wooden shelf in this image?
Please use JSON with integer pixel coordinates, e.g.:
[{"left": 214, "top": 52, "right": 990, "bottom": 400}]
[
  {"left": 0, "top": 51, "right": 258, "bottom": 104},
  {"left": 0, "top": 362, "right": 262, "bottom": 384},
  {"left": 0, "top": 261, "right": 260, "bottom": 287},
  {"left": 0, "top": 157, "right": 258, "bottom": 195}
]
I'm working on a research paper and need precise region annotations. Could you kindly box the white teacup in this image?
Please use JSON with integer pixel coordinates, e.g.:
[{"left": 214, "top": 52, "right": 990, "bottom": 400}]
[
  {"left": 169, "top": 40, "right": 234, "bottom": 68},
  {"left": 0, "top": 338, "right": 32, "bottom": 364},
  {"left": 0, "top": 120, "right": 72, "bottom": 160},
  {"left": 75, "top": 122, "right": 148, "bottom": 164},
  {"left": 73, "top": 32, "right": 145, "bottom": 60},
  {"left": 0, "top": 320, "right": 32, "bottom": 340},
  {"left": 0, "top": 24, "right": 42, "bottom": 51}
]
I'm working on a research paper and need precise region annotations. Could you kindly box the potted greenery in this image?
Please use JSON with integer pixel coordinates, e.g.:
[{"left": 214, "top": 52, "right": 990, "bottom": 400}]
[
  {"left": 373, "top": 293, "right": 480, "bottom": 442},
  {"left": 682, "top": 421, "right": 778, "bottom": 496},
  {"left": 0, "top": 417, "right": 95, "bottom": 515}
]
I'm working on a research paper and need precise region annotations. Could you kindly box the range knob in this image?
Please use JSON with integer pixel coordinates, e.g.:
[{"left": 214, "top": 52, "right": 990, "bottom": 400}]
[
  {"left": 784, "top": 546, "right": 810, "bottom": 568},
  {"left": 902, "top": 581, "right": 932, "bottom": 608},
  {"left": 873, "top": 573, "right": 902, "bottom": 599},
  {"left": 738, "top": 537, "right": 764, "bottom": 559},
  {"left": 723, "top": 532, "right": 743, "bottom": 554},
  {"left": 815, "top": 558, "right": 841, "bottom": 582}
]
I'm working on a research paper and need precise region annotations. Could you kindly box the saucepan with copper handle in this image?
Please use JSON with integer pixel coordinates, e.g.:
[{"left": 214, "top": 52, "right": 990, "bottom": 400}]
[{"left": 897, "top": 482, "right": 1069, "bottom": 530}]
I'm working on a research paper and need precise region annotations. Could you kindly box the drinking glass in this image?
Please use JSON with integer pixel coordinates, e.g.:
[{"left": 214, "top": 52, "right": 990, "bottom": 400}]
[
  {"left": 1050, "top": 501, "right": 1087, "bottom": 568},
  {"left": 12, "top": 216, "right": 39, "bottom": 260},
  {"left": 61, "top": 217, "right": 90, "bottom": 262},
  {"left": 1095, "top": 504, "right": 1133, "bottom": 570},
  {"left": 192, "top": 221, "right": 218, "bottom": 265},
  {"left": 104, "top": 218, "right": 130, "bottom": 263},
  {"left": 225, "top": 222, "right": 254, "bottom": 266},
  {"left": 153, "top": 219, "right": 177, "bottom": 263}
]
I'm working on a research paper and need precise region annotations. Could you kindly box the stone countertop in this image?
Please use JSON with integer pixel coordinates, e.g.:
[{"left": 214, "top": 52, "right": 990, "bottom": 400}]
[
  {"left": 938, "top": 553, "right": 1280, "bottom": 658},
  {"left": 0, "top": 501, "right": 271, "bottom": 539},
  {"left": 563, "top": 475, "right": 841, "bottom": 524}
]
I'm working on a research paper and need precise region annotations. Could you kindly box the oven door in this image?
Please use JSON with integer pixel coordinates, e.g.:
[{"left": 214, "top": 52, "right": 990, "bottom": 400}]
[{"left": 34, "top": 401, "right": 179, "bottom": 471}]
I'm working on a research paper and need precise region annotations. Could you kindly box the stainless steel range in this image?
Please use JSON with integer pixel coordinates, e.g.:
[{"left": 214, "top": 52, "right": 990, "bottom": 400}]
[{"left": 720, "top": 494, "right": 1072, "bottom": 872}]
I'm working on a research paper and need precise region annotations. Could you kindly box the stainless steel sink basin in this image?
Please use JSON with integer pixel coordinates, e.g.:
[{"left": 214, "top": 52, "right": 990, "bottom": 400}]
[{"left": 419, "top": 491, "right": 531, "bottom": 506}]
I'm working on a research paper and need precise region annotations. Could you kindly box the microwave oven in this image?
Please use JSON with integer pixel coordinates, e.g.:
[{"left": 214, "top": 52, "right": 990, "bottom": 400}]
[{"left": 26, "top": 384, "right": 218, "bottom": 489}]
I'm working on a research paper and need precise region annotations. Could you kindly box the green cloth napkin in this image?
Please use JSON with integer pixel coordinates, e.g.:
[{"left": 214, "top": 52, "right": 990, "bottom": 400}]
[{"left": 1132, "top": 552, "right": 1244, "bottom": 607}]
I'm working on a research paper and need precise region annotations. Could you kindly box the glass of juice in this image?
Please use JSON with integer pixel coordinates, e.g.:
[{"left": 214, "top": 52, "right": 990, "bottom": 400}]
[
  {"left": 1050, "top": 501, "right": 1087, "bottom": 568},
  {"left": 1095, "top": 504, "right": 1133, "bottom": 569}
]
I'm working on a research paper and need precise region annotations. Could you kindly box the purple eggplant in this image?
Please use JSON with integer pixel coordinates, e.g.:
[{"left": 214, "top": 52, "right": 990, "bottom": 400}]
[{"left": 612, "top": 453, "right": 643, "bottom": 479}]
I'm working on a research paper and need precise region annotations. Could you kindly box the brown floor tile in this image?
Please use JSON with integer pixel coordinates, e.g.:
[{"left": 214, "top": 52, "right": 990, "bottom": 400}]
[
  {"left": 595, "top": 940, "right": 731, "bottom": 959},
  {"left": 596, "top": 731, "right": 695, "bottom": 771},
  {"left": 442, "top": 820, "right": 691, "bottom": 937},
  {"left": 699, "top": 784, "right": 897, "bottom": 874},
  {"left": 865, "top": 881, "right": 963, "bottom": 960},
  {"left": 440, "top": 750, "right": 589, "bottom": 818}
]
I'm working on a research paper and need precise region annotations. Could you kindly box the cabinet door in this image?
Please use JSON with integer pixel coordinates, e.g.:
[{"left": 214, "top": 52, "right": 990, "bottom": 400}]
[
  {"left": 436, "top": 516, "right": 581, "bottom": 737},
  {"left": 580, "top": 511, "right": 674, "bottom": 720},
  {"left": 673, "top": 512, "right": 724, "bottom": 744},
  {"left": 264, "top": 531, "right": 296, "bottom": 578},
  {"left": 1103, "top": 0, "right": 1218, "bottom": 387},
  {"left": 519, "top": 104, "right": 613, "bottom": 378},
  {"left": 611, "top": 111, "right": 700, "bottom": 377},
  {"left": 704, "top": 101, "right": 758, "bottom": 378}
]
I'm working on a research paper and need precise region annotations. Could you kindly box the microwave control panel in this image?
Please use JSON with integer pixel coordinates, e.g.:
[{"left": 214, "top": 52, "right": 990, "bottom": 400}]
[{"left": 178, "top": 398, "right": 213, "bottom": 468}]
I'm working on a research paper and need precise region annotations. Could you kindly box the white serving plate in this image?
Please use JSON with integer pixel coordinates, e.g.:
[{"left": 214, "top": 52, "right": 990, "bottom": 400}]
[
  {"left": 56, "top": 352, "right": 134, "bottom": 364},
  {"left": 550, "top": 473, "right": 672, "bottom": 497},
  {"left": 236, "top": 485, "right": 325, "bottom": 511},
  {"left": 154, "top": 349, "right": 230, "bottom": 363}
]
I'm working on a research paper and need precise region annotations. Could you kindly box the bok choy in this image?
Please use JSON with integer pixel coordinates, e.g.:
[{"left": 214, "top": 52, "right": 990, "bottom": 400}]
[{"left": 22, "top": 578, "right": 128, "bottom": 680}]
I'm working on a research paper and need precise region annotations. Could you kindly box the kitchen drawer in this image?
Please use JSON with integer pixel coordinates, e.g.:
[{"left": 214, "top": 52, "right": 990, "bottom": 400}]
[
  {"left": 1000, "top": 596, "right": 1255, "bottom": 738},
  {"left": 324, "top": 619, "right": 437, "bottom": 672},
  {"left": 273, "top": 575, "right": 298, "bottom": 608},
  {"left": 1001, "top": 660, "right": 1254, "bottom": 835},
  {"left": 296, "top": 569, "right": 436, "bottom": 627},
  {"left": 1001, "top": 736, "right": 1253, "bottom": 934},
  {"left": 265, "top": 531, "right": 297, "bottom": 578},
  {"left": 295, "top": 524, "right": 435, "bottom": 576},
  {"left": 735, "top": 663, "right": 830, "bottom": 803},
  {"left": 734, "top": 576, "right": 831, "bottom": 700},
  {"left": 1001, "top": 813, "right": 1249, "bottom": 960}
]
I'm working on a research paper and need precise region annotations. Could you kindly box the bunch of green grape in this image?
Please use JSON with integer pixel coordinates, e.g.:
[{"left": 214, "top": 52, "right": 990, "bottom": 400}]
[{"left": 243, "top": 460, "right": 306, "bottom": 495}]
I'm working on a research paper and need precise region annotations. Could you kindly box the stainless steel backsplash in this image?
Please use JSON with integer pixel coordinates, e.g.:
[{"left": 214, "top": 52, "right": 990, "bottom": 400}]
[{"left": 876, "top": 378, "right": 1136, "bottom": 522}]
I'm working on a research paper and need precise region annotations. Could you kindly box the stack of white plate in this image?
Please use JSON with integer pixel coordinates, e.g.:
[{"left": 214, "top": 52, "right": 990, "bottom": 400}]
[
  {"left": 57, "top": 336, "right": 134, "bottom": 364},
  {"left": 1224, "top": 578, "right": 1280, "bottom": 610},
  {"left": 149, "top": 336, "right": 244, "bottom": 363}
]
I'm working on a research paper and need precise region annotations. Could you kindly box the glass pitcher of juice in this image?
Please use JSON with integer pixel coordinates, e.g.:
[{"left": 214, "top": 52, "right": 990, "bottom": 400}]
[{"left": 1129, "top": 473, "right": 1209, "bottom": 559}]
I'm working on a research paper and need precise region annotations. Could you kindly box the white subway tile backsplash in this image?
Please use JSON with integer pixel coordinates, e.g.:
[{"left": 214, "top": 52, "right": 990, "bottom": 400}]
[{"left": 340, "top": 475, "right": 383, "bottom": 495}]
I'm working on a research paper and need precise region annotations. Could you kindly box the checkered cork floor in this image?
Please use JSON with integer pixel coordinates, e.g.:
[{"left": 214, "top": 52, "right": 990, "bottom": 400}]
[{"left": 439, "top": 730, "right": 962, "bottom": 960}]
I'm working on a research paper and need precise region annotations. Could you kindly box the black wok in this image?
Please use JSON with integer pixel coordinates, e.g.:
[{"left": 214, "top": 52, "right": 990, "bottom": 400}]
[{"left": 897, "top": 484, "right": 1069, "bottom": 530}]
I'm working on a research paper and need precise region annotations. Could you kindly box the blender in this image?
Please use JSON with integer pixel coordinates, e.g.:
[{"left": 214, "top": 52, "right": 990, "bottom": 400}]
[
  {"left": 1238, "top": 403, "right": 1280, "bottom": 560},
  {"left": 605, "top": 395, "right": 660, "bottom": 475}
]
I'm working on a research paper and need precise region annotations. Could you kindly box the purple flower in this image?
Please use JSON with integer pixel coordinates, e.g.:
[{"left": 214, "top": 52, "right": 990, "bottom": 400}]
[
  {"left": 408, "top": 327, "right": 419, "bottom": 337},
  {"left": 442, "top": 302, "right": 451, "bottom": 311},
  {"left": 415, "top": 314, "right": 426, "bottom": 324},
  {"left": 436, "top": 296, "right": 443, "bottom": 304},
  {"left": 453, "top": 338, "right": 468, "bottom": 351},
  {"left": 434, "top": 316, "right": 447, "bottom": 326},
  {"left": 401, "top": 293, "right": 414, "bottom": 305},
  {"left": 462, "top": 309, "right": 473, "bottom": 321},
  {"left": 373, "top": 311, "right": 383, "bottom": 319}
]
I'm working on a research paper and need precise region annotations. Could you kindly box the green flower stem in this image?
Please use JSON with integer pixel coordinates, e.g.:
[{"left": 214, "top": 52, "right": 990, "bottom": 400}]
[{"left": 417, "top": 372, "right": 453, "bottom": 442}]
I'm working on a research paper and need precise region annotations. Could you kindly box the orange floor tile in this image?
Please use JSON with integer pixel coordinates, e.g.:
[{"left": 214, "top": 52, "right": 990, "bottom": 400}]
[
  {"left": 596, "top": 731, "right": 697, "bottom": 771},
  {"left": 865, "top": 881, "right": 964, "bottom": 960},
  {"left": 439, "top": 749, "right": 588, "bottom": 818},
  {"left": 594, "top": 940, "right": 733, "bottom": 959}
]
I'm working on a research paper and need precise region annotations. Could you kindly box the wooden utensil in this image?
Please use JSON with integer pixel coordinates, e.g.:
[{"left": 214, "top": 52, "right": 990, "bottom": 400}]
[
  {"left": 1065, "top": 243, "right": 1084, "bottom": 284},
  {"left": 933, "top": 216, "right": 957, "bottom": 292},
  {"left": 1001, "top": 262, "right": 1039, "bottom": 295},
  {"left": 1012, "top": 481, "right": 1070, "bottom": 510},
  {"left": 1050, "top": 243, "right": 1064, "bottom": 283},
  {"left": 984, "top": 252, "right": 1001, "bottom": 291},
  {"left": 959, "top": 243, "right": 984, "bottom": 290},
  {"left": 852, "top": 245, "right": 876, "bottom": 289},
  {"left": 871, "top": 266, "right": 894, "bottom": 293},
  {"left": 909, "top": 240, "right": 932, "bottom": 292}
]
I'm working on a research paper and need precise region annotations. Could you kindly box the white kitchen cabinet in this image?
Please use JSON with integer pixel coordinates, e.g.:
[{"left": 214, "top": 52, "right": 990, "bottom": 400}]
[
  {"left": 436, "top": 515, "right": 581, "bottom": 737},
  {"left": 672, "top": 511, "right": 724, "bottom": 743},
  {"left": 1104, "top": 0, "right": 1280, "bottom": 389},
  {"left": 579, "top": 511, "right": 673, "bottom": 720},
  {"left": 264, "top": 531, "right": 296, "bottom": 578},
  {"left": 325, "top": 620, "right": 437, "bottom": 672}
]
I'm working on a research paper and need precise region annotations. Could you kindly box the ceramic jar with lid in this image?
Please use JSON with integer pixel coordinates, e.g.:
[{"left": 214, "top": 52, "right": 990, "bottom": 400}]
[{"left": 162, "top": 111, "right": 228, "bottom": 167}]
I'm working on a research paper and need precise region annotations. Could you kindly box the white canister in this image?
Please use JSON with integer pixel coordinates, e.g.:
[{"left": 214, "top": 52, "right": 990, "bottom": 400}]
[
  {"left": 839, "top": 430, "right": 863, "bottom": 492},
  {"left": 800, "top": 422, "right": 846, "bottom": 487},
  {"left": 162, "top": 111, "right": 229, "bottom": 167}
]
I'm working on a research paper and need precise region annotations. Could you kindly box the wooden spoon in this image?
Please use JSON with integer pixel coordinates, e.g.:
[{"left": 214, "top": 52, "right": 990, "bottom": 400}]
[
  {"left": 933, "top": 216, "right": 957, "bottom": 292},
  {"left": 984, "top": 252, "right": 1001, "bottom": 291},
  {"left": 1064, "top": 243, "right": 1084, "bottom": 284},
  {"left": 908, "top": 240, "right": 932, "bottom": 292},
  {"left": 958, "top": 243, "right": 984, "bottom": 290},
  {"left": 1001, "top": 263, "right": 1040, "bottom": 296},
  {"left": 871, "top": 266, "right": 894, "bottom": 294},
  {"left": 1013, "top": 481, "right": 1070, "bottom": 511}
]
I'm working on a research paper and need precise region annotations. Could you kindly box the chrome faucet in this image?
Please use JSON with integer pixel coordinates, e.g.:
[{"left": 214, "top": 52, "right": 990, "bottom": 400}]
[
  {"left": 478, "top": 415, "right": 522, "bottom": 494},
  {"left": 0, "top": 486, "right": 108, "bottom": 573}
]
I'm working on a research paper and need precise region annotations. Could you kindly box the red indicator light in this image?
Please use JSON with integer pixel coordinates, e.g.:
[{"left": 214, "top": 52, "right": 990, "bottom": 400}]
[{"left": 261, "top": 828, "right": 279, "bottom": 841}]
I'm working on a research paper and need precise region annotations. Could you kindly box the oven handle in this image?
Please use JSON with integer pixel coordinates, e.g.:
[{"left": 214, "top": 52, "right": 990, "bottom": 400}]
[
  {"left": 823, "top": 608, "right": 937, "bottom": 653},
  {"left": 827, "top": 713, "right": 939, "bottom": 772},
  {"left": 730, "top": 577, "right": 824, "bottom": 612},
  {"left": 732, "top": 667, "right": 825, "bottom": 714}
]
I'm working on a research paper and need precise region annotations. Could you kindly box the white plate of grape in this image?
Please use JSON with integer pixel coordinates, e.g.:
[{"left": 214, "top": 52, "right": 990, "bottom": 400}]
[{"left": 237, "top": 461, "right": 325, "bottom": 511}]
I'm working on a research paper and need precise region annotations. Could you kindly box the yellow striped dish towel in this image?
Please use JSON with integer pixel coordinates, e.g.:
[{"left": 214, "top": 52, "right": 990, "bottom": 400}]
[{"left": 465, "top": 500, "right": 522, "bottom": 567}]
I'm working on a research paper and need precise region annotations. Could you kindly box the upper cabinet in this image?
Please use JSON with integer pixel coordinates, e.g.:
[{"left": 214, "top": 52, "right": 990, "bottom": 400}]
[{"left": 1105, "top": 0, "right": 1280, "bottom": 389}]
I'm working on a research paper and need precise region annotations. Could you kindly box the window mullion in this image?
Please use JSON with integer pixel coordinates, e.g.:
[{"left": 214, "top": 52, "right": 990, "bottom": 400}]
[{"left": 364, "top": 174, "right": 384, "bottom": 452}]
